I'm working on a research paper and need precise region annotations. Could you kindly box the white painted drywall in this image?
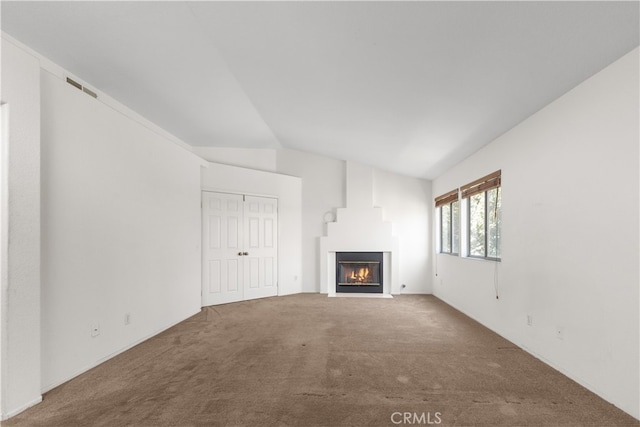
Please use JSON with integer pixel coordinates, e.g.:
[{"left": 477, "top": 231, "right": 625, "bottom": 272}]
[
  {"left": 40, "top": 69, "right": 203, "bottom": 392},
  {"left": 193, "top": 147, "right": 277, "bottom": 172},
  {"left": 432, "top": 48, "right": 639, "bottom": 419},
  {"left": 346, "top": 161, "right": 374, "bottom": 209},
  {"left": 373, "top": 169, "right": 432, "bottom": 294},
  {"left": 276, "top": 149, "right": 345, "bottom": 292},
  {"left": 0, "top": 37, "right": 42, "bottom": 419},
  {"left": 0, "top": 104, "right": 4, "bottom": 418},
  {"left": 200, "top": 162, "right": 302, "bottom": 296}
]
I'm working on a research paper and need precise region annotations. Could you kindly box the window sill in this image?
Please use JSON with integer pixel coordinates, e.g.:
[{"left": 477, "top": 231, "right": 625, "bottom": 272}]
[{"left": 464, "top": 255, "right": 501, "bottom": 263}]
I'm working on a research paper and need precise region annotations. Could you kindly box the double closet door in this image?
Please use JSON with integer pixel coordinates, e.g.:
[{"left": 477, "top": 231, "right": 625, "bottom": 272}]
[{"left": 202, "top": 191, "right": 278, "bottom": 306}]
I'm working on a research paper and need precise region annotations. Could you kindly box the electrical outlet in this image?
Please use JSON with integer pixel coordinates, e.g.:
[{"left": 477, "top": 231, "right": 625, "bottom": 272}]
[
  {"left": 555, "top": 326, "right": 564, "bottom": 340},
  {"left": 124, "top": 313, "right": 131, "bottom": 325},
  {"left": 526, "top": 314, "right": 533, "bottom": 326},
  {"left": 91, "top": 323, "right": 100, "bottom": 337}
]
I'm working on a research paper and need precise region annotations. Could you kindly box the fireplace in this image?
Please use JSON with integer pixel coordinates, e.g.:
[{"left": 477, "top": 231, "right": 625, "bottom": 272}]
[
  {"left": 320, "top": 162, "right": 398, "bottom": 296},
  {"left": 336, "top": 252, "right": 383, "bottom": 294}
]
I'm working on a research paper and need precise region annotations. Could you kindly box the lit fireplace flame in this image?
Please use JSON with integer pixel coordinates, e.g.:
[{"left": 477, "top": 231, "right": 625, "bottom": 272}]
[{"left": 349, "top": 267, "right": 370, "bottom": 283}]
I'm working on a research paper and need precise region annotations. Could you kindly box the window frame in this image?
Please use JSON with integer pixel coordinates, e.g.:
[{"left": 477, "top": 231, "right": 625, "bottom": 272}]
[
  {"left": 461, "top": 171, "right": 501, "bottom": 262},
  {"left": 435, "top": 189, "right": 459, "bottom": 256}
]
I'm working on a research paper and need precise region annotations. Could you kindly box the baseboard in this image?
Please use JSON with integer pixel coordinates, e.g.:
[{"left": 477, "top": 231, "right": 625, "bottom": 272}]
[
  {"left": 432, "top": 293, "right": 639, "bottom": 421},
  {"left": 1, "top": 396, "right": 43, "bottom": 421},
  {"left": 41, "top": 308, "right": 201, "bottom": 394}
]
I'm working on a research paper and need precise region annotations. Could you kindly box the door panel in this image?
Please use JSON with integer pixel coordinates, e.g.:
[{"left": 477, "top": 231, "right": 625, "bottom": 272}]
[
  {"left": 202, "top": 192, "right": 244, "bottom": 306},
  {"left": 264, "top": 257, "right": 275, "bottom": 287},
  {"left": 208, "top": 260, "right": 221, "bottom": 293},
  {"left": 243, "top": 196, "right": 278, "bottom": 301},
  {"left": 248, "top": 257, "right": 260, "bottom": 289},
  {"left": 208, "top": 216, "right": 220, "bottom": 248},
  {"left": 226, "top": 259, "right": 239, "bottom": 292}
]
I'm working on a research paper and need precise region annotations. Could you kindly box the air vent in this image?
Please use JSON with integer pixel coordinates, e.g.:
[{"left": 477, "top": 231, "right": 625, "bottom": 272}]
[
  {"left": 66, "top": 77, "right": 82, "bottom": 90},
  {"left": 82, "top": 87, "right": 97, "bottom": 98},
  {"left": 66, "top": 76, "right": 98, "bottom": 99}
]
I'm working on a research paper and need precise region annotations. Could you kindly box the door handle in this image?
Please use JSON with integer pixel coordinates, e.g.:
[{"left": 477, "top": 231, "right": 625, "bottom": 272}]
[
  {"left": 238, "top": 252, "right": 243, "bottom": 256},
  {"left": 243, "top": 252, "right": 249, "bottom": 256}
]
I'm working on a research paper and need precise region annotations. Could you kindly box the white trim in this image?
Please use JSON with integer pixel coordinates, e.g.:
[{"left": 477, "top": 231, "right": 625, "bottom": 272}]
[
  {"left": 201, "top": 186, "right": 277, "bottom": 201},
  {"left": 40, "top": 309, "right": 200, "bottom": 394},
  {"left": 1, "top": 396, "right": 42, "bottom": 421},
  {"left": 433, "top": 293, "right": 635, "bottom": 420},
  {"left": 0, "top": 104, "right": 9, "bottom": 419}
]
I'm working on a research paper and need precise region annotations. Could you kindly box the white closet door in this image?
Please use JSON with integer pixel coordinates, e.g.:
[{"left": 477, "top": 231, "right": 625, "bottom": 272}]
[
  {"left": 202, "top": 192, "right": 244, "bottom": 306},
  {"left": 202, "top": 192, "right": 278, "bottom": 306},
  {"left": 243, "top": 196, "right": 278, "bottom": 301}
]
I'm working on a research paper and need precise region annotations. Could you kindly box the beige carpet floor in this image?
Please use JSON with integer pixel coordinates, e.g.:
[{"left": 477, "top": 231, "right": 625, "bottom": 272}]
[{"left": 4, "top": 294, "right": 638, "bottom": 426}]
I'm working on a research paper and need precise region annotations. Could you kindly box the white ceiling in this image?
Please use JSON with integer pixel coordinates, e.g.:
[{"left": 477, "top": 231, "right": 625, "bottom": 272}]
[{"left": 2, "top": 1, "right": 638, "bottom": 179}]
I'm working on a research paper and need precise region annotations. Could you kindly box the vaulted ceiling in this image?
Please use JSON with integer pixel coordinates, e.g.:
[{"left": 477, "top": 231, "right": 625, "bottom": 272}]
[{"left": 2, "top": 1, "right": 638, "bottom": 179}]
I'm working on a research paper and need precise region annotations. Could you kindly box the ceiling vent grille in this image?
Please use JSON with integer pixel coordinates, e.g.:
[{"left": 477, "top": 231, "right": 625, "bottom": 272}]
[
  {"left": 66, "top": 77, "right": 98, "bottom": 99},
  {"left": 82, "top": 87, "right": 97, "bottom": 98},
  {"left": 66, "top": 77, "right": 82, "bottom": 90}
]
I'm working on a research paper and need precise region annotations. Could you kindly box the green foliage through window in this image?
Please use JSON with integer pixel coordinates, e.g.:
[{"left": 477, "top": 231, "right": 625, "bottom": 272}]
[
  {"left": 468, "top": 187, "right": 501, "bottom": 260},
  {"left": 439, "top": 200, "right": 459, "bottom": 255}
]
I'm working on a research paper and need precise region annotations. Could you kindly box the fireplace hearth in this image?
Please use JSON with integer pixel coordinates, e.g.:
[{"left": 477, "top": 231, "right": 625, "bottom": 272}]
[{"left": 336, "top": 252, "right": 383, "bottom": 294}]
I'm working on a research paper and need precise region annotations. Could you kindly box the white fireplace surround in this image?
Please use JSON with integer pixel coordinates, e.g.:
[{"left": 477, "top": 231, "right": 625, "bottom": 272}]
[{"left": 319, "top": 162, "right": 400, "bottom": 296}]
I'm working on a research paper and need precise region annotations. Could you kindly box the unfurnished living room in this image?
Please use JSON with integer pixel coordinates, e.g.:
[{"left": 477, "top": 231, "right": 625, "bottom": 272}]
[{"left": 0, "top": 1, "right": 638, "bottom": 426}]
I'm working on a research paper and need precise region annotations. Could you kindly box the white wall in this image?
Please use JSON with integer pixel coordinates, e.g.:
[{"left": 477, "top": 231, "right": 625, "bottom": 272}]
[
  {"left": 432, "top": 48, "right": 639, "bottom": 418},
  {"left": 40, "top": 68, "right": 203, "bottom": 391},
  {"left": 276, "top": 149, "right": 345, "bottom": 292},
  {"left": 0, "top": 103, "right": 4, "bottom": 418},
  {"left": 201, "top": 162, "right": 302, "bottom": 296},
  {"left": 373, "top": 169, "right": 432, "bottom": 294},
  {"left": 0, "top": 37, "right": 42, "bottom": 419}
]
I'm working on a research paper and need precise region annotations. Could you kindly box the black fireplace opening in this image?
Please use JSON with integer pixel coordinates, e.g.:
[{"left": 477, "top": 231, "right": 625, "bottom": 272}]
[{"left": 336, "top": 252, "right": 383, "bottom": 294}]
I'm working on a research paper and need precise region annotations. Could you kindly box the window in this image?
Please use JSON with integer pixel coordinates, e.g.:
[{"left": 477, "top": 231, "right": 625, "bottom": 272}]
[
  {"left": 461, "top": 170, "right": 501, "bottom": 260},
  {"left": 435, "top": 189, "right": 459, "bottom": 255}
]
